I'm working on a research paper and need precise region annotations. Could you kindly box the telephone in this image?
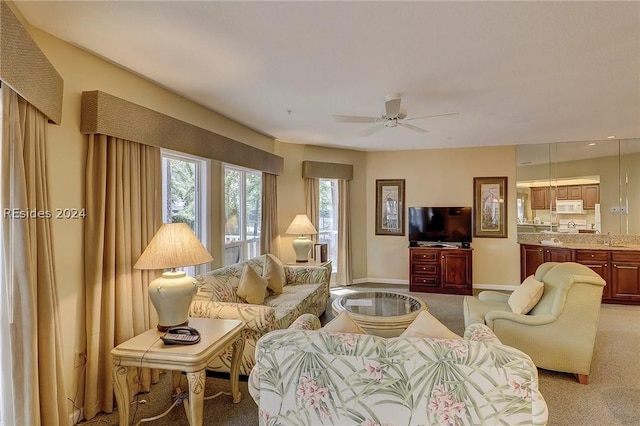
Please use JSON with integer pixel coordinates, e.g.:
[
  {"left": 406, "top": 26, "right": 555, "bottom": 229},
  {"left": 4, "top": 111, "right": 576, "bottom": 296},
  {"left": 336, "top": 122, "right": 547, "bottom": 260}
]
[{"left": 160, "top": 326, "right": 201, "bottom": 345}]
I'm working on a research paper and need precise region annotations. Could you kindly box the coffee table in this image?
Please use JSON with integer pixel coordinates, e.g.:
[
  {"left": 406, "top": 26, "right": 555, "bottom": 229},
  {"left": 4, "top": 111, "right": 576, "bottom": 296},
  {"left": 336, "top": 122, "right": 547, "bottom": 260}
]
[
  {"left": 331, "top": 291, "right": 428, "bottom": 337},
  {"left": 111, "top": 317, "right": 244, "bottom": 426}
]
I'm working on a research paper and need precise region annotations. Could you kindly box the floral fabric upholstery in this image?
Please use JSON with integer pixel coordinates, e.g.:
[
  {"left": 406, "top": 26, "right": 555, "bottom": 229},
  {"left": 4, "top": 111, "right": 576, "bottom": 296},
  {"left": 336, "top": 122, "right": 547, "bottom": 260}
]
[
  {"left": 188, "top": 255, "right": 329, "bottom": 375},
  {"left": 249, "top": 322, "right": 548, "bottom": 426}
]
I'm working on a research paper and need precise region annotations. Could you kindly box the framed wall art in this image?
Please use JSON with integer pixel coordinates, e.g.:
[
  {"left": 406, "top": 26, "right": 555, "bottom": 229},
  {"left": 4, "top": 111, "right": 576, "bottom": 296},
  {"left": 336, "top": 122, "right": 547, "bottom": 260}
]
[
  {"left": 473, "top": 176, "right": 507, "bottom": 238},
  {"left": 375, "top": 179, "right": 405, "bottom": 236}
]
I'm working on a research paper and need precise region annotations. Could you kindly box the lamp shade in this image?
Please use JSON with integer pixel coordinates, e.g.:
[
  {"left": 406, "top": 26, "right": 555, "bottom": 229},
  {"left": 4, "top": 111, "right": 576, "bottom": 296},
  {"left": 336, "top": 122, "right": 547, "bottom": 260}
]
[
  {"left": 134, "top": 223, "right": 213, "bottom": 270},
  {"left": 285, "top": 214, "right": 317, "bottom": 235}
]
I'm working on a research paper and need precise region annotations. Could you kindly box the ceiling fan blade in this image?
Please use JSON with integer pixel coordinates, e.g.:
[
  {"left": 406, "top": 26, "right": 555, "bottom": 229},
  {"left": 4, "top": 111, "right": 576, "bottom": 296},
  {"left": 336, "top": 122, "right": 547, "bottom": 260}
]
[
  {"left": 334, "top": 115, "right": 379, "bottom": 123},
  {"left": 404, "top": 112, "right": 460, "bottom": 121},
  {"left": 360, "top": 124, "right": 385, "bottom": 137},
  {"left": 385, "top": 98, "right": 401, "bottom": 118},
  {"left": 398, "top": 122, "right": 428, "bottom": 133}
]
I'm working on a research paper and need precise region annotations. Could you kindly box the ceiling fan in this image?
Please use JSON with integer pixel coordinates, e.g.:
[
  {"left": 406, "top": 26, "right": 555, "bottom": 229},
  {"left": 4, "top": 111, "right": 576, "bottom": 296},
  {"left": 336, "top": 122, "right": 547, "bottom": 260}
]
[{"left": 334, "top": 93, "right": 459, "bottom": 137}]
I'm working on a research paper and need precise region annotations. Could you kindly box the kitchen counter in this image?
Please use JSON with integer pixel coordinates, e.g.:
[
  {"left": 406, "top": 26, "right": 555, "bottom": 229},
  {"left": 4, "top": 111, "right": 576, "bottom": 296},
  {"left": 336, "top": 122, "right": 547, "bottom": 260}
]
[{"left": 517, "top": 232, "right": 640, "bottom": 249}]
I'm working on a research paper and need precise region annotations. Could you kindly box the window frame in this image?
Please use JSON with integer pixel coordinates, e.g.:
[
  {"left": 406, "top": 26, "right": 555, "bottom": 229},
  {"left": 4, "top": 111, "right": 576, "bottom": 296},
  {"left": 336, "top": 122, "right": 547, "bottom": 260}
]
[
  {"left": 319, "top": 178, "right": 339, "bottom": 272},
  {"left": 160, "top": 149, "right": 211, "bottom": 275},
  {"left": 223, "top": 164, "right": 262, "bottom": 265}
]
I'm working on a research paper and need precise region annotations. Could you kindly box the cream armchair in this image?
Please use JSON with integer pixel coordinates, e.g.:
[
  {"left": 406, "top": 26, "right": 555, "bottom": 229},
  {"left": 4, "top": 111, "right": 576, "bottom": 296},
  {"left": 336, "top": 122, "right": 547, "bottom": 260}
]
[{"left": 464, "top": 262, "right": 606, "bottom": 384}]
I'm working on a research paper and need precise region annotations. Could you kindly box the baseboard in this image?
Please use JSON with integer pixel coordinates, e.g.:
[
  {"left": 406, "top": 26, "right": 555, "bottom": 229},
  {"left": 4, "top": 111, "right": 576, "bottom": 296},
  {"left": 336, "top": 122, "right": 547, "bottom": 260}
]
[
  {"left": 350, "top": 278, "right": 517, "bottom": 292},
  {"left": 352, "top": 278, "right": 408, "bottom": 285},
  {"left": 474, "top": 283, "right": 518, "bottom": 292}
]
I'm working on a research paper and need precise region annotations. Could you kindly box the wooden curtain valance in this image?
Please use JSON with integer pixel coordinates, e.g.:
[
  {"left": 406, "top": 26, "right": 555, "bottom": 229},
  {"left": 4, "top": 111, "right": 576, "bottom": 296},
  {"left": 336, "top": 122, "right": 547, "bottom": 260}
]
[
  {"left": 81, "top": 90, "right": 284, "bottom": 175},
  {"left": 302, "top": 160, "right": 353, "bottom": 180},
  {"left": 0, "top": 1, "right": 63, "bottom": 124}
]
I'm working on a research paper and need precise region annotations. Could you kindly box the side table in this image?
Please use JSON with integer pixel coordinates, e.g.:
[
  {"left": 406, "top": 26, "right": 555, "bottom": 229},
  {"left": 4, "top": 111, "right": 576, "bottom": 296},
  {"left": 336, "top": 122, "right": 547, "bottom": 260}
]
[{"left": 111, "top": 317, "right": 244, "bottom": 426}]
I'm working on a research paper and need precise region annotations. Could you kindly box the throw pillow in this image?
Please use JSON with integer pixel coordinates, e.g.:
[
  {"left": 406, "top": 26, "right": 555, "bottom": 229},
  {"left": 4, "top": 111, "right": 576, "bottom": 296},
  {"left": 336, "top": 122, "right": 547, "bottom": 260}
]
[
  {"left": 263, "top": 254, "right": 285, "bottom": 294},
  {"left": 237, "top": 264, "right": 268, "bottom": 305},
  {"left": 508, "top": 275, "right": 544, "bottom": 314},
  {"left": 399, "top": 310, "right": 462, "bottom": 340},
  {"left": 321, "top": 311, "right": 367, "bottom": 334}
]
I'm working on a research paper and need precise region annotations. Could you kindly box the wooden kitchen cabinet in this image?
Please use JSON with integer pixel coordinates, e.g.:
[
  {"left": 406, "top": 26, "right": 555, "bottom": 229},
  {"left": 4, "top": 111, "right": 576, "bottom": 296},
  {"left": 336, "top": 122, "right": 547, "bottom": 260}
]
[
  {"left": 567, "top": 185, "right": 583, "bottom": 200},
  {"left": 582, "top": 185, "right": 600, "bottom": 209},
  {"left": 610, "top": 251, "right": 640, "bottom": 302},
  {"left": 575, "top": 250, "right": 611, "bottom": 299},
  {"left": 520, "top": 244, "right": 573, "bottom": 281},
  {"left": 521, "top": 245, "right": 640, "bottom": 305},
  {"left": 530, "top": 187, "right": 548, "bottom": 210},
  {"left": 409, "top": 247, "right": 472, "bottom": 295}
]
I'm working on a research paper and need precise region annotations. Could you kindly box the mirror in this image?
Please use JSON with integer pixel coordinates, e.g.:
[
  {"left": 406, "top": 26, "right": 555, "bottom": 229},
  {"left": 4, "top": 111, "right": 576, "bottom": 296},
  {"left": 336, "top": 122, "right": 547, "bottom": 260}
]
[{"left": 516, "top": 138, "right": 640, "bottom": 235}]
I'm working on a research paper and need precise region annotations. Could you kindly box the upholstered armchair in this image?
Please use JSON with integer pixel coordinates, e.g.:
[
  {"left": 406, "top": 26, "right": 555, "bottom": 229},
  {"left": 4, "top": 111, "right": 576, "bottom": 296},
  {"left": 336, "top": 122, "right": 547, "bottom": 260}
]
[{"left": 463, "top": 262, "right": 606, "bottom": 384}]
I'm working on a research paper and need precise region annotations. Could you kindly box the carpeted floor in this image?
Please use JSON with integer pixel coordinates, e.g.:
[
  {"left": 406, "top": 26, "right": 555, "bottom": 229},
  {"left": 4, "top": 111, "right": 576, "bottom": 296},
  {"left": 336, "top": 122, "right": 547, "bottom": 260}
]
[{"left": 78, "top": 284, "right": 640, "bottom": 426}]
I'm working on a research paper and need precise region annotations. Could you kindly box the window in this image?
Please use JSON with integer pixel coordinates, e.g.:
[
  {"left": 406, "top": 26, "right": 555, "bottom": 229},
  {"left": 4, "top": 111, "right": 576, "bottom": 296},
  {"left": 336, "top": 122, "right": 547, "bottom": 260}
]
[
  {"left": 161, "top": 150, "right": 209, "bottom": 275},
  {"left": 224, "top": 165, "right": 262, "bottom": 265},
  {"left": 319, "top": 178, "right": 338, "bottom": 271}
]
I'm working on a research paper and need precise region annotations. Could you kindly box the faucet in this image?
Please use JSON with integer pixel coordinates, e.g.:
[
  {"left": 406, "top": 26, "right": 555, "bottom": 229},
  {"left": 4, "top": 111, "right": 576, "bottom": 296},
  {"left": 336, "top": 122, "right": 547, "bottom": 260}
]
[
  {"left": 568, "top": 220, "right": 575, "bottom": 229},
  {"left": 604, "top": 231, "right": 613, "bottom": 246}
]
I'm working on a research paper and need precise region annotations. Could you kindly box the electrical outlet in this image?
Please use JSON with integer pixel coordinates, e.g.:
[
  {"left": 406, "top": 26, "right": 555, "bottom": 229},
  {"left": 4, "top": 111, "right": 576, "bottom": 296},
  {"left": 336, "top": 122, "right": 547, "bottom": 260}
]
[
  {"left": 610, "top": 206, "right": 619, "bottom": 214},
  {"left": 74, "top": 352, "right": 86, "bottom": 368}
]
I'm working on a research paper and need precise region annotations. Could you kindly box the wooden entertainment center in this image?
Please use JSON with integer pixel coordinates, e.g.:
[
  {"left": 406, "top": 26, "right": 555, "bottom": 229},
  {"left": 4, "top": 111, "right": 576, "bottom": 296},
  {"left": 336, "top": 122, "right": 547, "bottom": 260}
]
[{"left": 409, "top": 246, "right": 473, "bottom": 295}]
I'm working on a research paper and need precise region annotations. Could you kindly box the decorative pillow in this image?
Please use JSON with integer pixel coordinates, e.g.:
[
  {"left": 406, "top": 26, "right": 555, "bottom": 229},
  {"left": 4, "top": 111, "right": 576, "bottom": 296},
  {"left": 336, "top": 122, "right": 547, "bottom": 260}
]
[
  {"left": 321, "top": 311, "right": 367, "bottom": 334},
  {"left": 399, "top": 310, "right": 462, "bottom": 339},
  {"left": 263, "top": 254, "right": 285, "bottom": 294},
  {"left": 237, "top": 264, "right": 268, "bottom": 305},
  {"left": 509, "top": 275, "right": 544, "bottom": 314}
]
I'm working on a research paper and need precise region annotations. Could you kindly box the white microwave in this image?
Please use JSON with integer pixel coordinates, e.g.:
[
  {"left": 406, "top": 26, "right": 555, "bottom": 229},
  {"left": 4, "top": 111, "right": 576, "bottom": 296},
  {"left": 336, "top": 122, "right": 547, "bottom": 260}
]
[{"left": 556, "top": 200, "right": 585, "bottom": 214}]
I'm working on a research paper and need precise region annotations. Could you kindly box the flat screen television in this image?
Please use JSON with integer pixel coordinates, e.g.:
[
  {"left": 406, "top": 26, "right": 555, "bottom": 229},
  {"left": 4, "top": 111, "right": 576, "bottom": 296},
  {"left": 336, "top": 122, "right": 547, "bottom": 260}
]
[{"left": 408, "top": 207, "right": 472, "bottom": 244}]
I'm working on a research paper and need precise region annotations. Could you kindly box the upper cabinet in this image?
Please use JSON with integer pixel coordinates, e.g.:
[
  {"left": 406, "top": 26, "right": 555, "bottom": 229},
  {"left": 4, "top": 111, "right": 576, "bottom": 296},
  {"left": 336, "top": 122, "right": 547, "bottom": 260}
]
[{"left": 517, "top": 138, "right": 640, "bottom": 235}]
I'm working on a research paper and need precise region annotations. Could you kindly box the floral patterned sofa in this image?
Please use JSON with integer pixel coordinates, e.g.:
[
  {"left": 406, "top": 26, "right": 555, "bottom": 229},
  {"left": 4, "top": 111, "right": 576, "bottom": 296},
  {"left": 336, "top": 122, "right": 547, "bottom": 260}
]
[
  {"left": 188, "top": 255, "right": 330, "bottom": 376},
  {"left": 249, "top": 320, "right": 548, "bottom": 426}
]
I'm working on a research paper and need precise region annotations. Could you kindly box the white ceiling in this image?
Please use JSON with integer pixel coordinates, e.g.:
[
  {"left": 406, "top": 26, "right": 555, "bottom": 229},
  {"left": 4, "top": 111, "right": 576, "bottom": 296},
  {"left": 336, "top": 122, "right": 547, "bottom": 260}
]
[{"left": 14, "top": 1, "right": 640, "bottom": 152}]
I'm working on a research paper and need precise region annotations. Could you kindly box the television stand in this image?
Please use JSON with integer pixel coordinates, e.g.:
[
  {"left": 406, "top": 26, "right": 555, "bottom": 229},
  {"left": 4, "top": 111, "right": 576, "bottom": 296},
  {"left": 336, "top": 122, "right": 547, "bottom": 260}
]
[{"left": 409, "top": 246, "right": 472, "bottom": 295}]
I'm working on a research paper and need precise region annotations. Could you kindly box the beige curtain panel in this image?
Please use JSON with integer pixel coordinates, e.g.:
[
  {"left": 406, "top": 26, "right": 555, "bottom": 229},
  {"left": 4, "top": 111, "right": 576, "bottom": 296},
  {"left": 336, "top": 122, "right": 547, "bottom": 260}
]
[
  {"left": 83, "top": 134, "right": 162, "bottom": 419},
  {"left": 337, "top": 179, "right": 352, "bottom": 286},
  {"left": 0, "top": 85, "right": 68, "bottom": 425},
  {"left": 260, "top": 172, "right": 280, "bottom": 257},
  {"left": 304, "top": 177, "right": 319, "bottom": 244}
]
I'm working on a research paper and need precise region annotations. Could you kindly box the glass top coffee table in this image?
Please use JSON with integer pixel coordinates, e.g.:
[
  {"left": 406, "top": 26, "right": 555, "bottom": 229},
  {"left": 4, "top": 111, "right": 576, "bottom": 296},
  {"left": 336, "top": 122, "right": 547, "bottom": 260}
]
[{"left": 331, "top": 291, "right": 428, "bottom": 337}]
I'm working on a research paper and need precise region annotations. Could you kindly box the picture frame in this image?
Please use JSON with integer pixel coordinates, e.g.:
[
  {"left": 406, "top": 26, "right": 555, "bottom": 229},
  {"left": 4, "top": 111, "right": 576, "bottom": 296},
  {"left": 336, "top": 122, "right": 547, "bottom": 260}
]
[
  {"left": 375, "top": 179, "right": 405, "bottom": 236},
  {"left": 473, "top": 176, "right": 508, "bottom": 238}
]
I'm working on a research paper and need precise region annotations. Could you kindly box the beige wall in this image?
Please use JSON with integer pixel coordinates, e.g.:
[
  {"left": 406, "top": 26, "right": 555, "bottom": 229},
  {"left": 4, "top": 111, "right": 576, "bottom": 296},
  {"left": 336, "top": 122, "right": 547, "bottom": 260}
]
[
  {"left": 22, "top": 12, "right": 522, "bottom": 420},
  {"left": 275, "top": 142, "right": 368, "bottom": 279},
  {"left": 365, "top": 146, "right": 520, "bottom": 286}
]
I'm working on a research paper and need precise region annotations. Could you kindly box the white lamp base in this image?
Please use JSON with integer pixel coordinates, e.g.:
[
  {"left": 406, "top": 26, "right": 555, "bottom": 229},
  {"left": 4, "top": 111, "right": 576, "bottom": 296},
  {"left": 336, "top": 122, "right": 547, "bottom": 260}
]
[
  {"left": 148, "top": 270, "right": 197, "bottom": 331},
  {"left": 292, "top": 236, "right": 313, "bottom": 262}
]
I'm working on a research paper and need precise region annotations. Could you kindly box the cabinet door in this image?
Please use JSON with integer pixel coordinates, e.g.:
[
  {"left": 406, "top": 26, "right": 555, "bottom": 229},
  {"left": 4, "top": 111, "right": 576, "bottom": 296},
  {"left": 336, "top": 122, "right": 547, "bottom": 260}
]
[
  {"left": 521, "top": 245, "right": 544, "bottom": 281},
  {"left": 544, "top": 247, "right": 573, "bottom": 263},
  {"left": 568, "top": 185, "right": 583, "bottom": 200},
  {"left": 583, "top": 185, "right": 600, "bottom": 209},
  {"left": 556, "top": 186, "right": 568, "bottom": 200},
  {"left": 611, "top": 252, "right": 640, "bottom": 301},
  {"left": 530, "top": 187, "right": 547, "bottom": 210},
  {"left": 440, "top": 251, "right": 472, "bottom": 294},
  {"left": 575, "top": 250, "right": 611, "bottom": 299}
]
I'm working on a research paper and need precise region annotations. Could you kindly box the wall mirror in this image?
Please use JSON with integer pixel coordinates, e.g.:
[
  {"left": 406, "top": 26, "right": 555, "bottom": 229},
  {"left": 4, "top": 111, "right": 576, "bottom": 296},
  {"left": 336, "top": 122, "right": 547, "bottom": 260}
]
[{"left": 516, "top": 138, "right": 640, "bottom": 235}]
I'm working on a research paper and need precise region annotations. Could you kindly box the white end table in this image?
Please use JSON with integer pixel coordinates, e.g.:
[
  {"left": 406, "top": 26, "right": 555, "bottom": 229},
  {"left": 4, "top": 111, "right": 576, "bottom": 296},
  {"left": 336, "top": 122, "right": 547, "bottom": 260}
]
[{"left": 111, "top": 317, "right": 244, "bottom": 426}]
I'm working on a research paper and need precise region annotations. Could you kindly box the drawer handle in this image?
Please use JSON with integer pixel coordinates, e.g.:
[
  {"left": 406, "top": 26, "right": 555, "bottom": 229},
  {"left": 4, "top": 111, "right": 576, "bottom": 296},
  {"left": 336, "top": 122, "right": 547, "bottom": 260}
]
[
  {"left": 422, "top": 255, "right": 426, "bottom": 258},
  {"left": 591, "top": 254, "right": 595, "bottom": 258},
  {"left": 604, "top": 263, "right": 607, "bottom": 267},
  {"left": 441, "top": 255, "right": 444, "bottom": 259},
  {"left": 422, "top": 267, "right": 426, "bottom": 270},
  {"left": 422, "top": 279, "right": 427, "bottom": 283}
]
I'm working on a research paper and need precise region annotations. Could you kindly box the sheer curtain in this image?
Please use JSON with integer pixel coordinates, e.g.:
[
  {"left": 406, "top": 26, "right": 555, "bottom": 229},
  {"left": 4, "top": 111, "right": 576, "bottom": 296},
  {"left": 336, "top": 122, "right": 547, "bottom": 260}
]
[
  {"left": 83, "top": 134, "right": 161, "bottom": 419},
  {"left": 0, "top": 85, "right": 68, "bottom": 425},
  {"left": 337, "top": 179, "right": 352, "bottom": 286},
  {"left": 260, "top": 172, "right": 279, "bottom": 257}
]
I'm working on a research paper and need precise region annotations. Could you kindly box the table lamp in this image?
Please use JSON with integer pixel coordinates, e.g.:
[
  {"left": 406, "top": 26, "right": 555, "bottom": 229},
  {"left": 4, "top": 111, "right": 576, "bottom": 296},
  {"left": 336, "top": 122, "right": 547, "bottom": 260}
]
[
  {"left": 134, "top": 223, "right": 213, "bottom": 331},
  {"left": 286, "top": 214, "right": 317, "bottom": 262}
]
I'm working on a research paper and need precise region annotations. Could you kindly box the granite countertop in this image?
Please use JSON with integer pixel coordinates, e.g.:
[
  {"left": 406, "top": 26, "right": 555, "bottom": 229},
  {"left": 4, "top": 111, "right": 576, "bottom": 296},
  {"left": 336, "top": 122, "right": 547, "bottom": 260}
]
[{"left": 517, "top": 233, "right": 640, "bottom": 251}]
